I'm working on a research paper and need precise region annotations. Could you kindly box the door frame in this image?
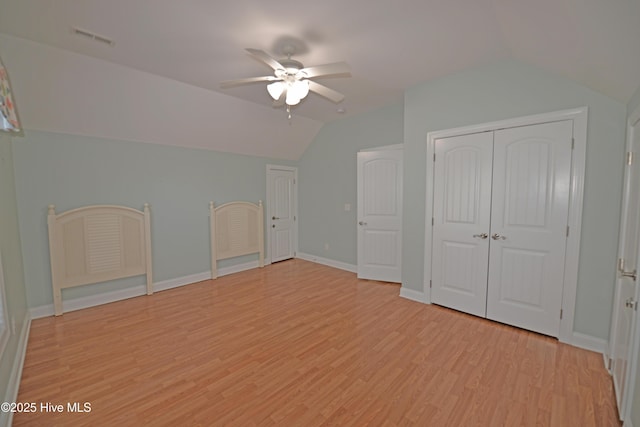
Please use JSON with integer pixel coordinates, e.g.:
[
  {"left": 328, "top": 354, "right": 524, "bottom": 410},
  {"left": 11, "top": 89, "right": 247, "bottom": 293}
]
[
  {"left": 266, "top": 164, "right": 298, "bottom": 264},
  {"left": 614, "top": 104, "right": 640, "bottom": 423},
  {"left": 423, "top": 107, "right": 588, "bottom": 344}
]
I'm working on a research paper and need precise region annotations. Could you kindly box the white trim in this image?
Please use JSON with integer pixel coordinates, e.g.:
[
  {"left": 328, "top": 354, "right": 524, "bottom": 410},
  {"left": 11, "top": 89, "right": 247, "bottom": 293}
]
[
  {"left": 296, "top": 252, "right": 357, "bottom": 273},
  {"left": 30, "top": 262, "right": 262, "bottom": 318},
  {"left": 359, "top": 144, "right": 403, "bottom": 152},
  {"left": 623, "top": 418, "right": 634, "bottom": 427},
  {"left": 630, "top": 102, "right": 640, "bottom": 127},
  {"left": 215, "top": 260, "right": 262, "bottom": 278},
  {"left": 154, "top": 271, "right": 211, "bottom": 292},
  {"left": 424, "top": 107, "right": 588, "bottom": 344},
  {"left": 266, "top": 164, "right": 299, "bottom": 263},
  {"left": 399, "top": 287, "right": 427, "bottom": 303},
  {"left": 0, "top": 251, "right": 10, "bottom": 359},
  {"left": 1, "top": 311, "right": 31, "bottom": 427},
  {"left": 570, "top": 332, "right": 608, "bottom": 354}
]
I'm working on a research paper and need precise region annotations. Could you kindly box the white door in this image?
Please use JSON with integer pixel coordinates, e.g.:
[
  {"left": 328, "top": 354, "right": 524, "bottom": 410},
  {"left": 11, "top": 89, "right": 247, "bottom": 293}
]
[
  {"left": 267, "top": 166, "right": 296, "bottom": 263},
  {"left": 486, "top": 121, "right": 573, "bottom": 337},
  {"left": 357, "top": 149, "right": 403, "bottom": 282},
  {"left": 610, "top": 117, "right": 640, "bottom": 416},
  {"left": 430, "top": 121, "right": 573, "bottom": 337},
  {"left": 431, "top": 132, "right": 493, "bottom": 317}
]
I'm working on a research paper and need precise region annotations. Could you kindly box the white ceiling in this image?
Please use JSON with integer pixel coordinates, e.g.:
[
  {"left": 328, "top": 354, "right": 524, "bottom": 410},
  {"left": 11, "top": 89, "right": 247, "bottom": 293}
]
[{"left": 1, "top": 0, "right": 639, "bottom": 157}]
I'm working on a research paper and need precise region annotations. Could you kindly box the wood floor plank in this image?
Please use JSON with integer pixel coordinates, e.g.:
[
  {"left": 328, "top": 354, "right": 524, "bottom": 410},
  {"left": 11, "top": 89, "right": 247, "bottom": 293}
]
[{"left": 14, "top": 259, "right": 620, "bottom": 426}]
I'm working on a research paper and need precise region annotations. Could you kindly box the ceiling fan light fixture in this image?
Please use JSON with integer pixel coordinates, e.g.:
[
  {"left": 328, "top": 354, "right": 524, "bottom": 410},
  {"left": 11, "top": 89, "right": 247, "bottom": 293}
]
[
  {"left": 285, "top": 90, "right": 301, "bottom": 106},
  {"left": 291, "top": 80, "right": 310, "bottom": 100},
  {"left": 267, "top": 81, "right": 285, "bottom": 100}
]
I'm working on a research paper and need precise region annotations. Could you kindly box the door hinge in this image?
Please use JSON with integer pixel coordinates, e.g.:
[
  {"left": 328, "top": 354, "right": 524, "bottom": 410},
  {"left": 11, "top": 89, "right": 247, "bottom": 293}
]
[
  {"left": 432, "top": 217, "right": 434, "bottom": 226},
  {"left": 566, "top": 226, "right": 570, "bottom": 237},
  {"left": 571, "top": 138, "right": 575, "bottom": 149},
  {"left": 618, "top": 258, "right": 625, "bottom": 272},
  {"left": 433, "top": 153, "right": 436, "bottom": 162},
  {"left": 430, "top": 280, "right": 432, "bottom": 289},
  {"left": 560, "top": 309, "right": 563, "bottom": 319},
  {"left": 293, "top": 178, "right": 296, "bottom": 184},
  {"left": 628, "top": 152, "right": 634, "bottom": 166},
  {"left": 294, "top": 216, "right": 296, "bottom": 221}
]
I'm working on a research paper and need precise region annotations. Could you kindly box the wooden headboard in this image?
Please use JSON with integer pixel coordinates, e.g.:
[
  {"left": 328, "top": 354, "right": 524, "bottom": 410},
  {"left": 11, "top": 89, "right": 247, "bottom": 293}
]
[
  {"left": 47, "top": 204, "right": 153, "bottom": 316},
  {"left": 209, "top": 201, "right": 264, "bottom": 279}
]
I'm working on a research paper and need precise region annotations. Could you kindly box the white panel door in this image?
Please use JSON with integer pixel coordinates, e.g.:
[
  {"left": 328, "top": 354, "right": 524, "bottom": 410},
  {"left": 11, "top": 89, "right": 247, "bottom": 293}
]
[
  {"left": 610, "top": 117, "right": 640, "bottom": 416},
  {"left": 357, "top": 149, "right": 403, "bottom": 282},
  {"left": 431, "top": 132, "right": 494, "bottom": 317},
  {"left": 268, "top": 167, "right": 296, "bottom": 263},
  {"left": 486, "top": 121, "right": 573, "bottom": 336}
]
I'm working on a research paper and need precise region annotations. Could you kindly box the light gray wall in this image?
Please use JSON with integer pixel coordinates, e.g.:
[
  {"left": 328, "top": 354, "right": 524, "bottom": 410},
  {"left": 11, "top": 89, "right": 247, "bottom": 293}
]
[
  {"left": 12, "top": 130, "right": 294, "bottom": 308},
  {"left": 402, "top": 59, "right": 626, "bottom": 340},
  {"left": 298, "top": 103, "right": 404, "bottom": 264},
  {"left": 0, "top": 133, "right": 29, "bottom": 412}
]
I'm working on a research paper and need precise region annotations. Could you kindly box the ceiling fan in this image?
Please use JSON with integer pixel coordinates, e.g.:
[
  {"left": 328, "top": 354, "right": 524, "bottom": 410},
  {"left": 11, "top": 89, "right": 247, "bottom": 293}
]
[{"left": 220, "top": 45, "right": 351, "bottom": 113}]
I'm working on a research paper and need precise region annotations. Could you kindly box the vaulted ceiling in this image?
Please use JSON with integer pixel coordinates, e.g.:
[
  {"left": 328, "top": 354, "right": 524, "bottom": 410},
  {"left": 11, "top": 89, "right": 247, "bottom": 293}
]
[{"left": 1, "top": 0, "right": 639, "bottom": 158}]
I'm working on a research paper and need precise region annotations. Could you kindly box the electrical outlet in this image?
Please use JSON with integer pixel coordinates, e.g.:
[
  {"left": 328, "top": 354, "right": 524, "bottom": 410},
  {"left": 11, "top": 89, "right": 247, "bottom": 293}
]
[{"left": 324, "top": 243, "right": 329, "bottom": 251}]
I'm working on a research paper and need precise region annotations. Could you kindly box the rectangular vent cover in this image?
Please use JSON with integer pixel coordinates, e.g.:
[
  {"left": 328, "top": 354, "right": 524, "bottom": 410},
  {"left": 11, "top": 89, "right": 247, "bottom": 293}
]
[{"left": 71, "top": 27, "right": 115, "bottom": 46}]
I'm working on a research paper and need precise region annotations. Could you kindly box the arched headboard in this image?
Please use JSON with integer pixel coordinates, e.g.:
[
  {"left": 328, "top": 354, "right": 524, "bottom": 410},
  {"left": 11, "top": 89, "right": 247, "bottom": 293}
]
[
  {"left": 47, "top": 204, "right": 153, "bottom": 316},
  {"left": 209, "top": 201, "right": 264, "bottom": 279}
]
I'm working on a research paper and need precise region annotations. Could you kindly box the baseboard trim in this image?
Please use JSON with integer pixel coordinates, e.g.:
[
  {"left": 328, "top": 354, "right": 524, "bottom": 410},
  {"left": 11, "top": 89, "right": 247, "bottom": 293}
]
[
  {"left": 154, "top": 271, "right": 212, "bottom": 292},
  {"left": 399, "top": 287, "right": 428, "bottom": 303},
  {"left": 1, "top": 311, "right": 31, "bottom": 427},
  {"left": 30, "top": 261, "right": 262, "bottom": 319},
  {"left": 570, "top": 332, "right": 608, "bottom": 354},
  {"left": 296, "top": 252, "right": 357, "bottom": 273}
]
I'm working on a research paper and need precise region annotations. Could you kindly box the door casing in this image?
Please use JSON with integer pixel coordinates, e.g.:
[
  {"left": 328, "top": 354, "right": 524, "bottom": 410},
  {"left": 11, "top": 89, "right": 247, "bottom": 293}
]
[{"left": 423, "top": 107, "right": 588, "bottom": 345}]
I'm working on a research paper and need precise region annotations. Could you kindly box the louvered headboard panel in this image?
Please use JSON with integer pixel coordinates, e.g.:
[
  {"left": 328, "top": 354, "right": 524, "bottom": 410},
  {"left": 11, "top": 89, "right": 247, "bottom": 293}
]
[
  {"left": 209, "top": 201, "right": 264, "bottom": 279},
  {"left": 47, "top": 204, "right": 153, "bottom": 315}
]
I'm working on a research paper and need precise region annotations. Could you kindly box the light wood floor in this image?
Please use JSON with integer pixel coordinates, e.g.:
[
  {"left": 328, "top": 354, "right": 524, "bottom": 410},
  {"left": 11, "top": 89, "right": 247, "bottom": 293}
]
[{"left": 16, "top": 259, "right": 619, "bottom": 426}]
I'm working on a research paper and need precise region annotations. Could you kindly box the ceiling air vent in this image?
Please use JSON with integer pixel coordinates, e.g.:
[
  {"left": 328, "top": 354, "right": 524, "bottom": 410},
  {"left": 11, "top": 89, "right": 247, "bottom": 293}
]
[{"left": 71, "top": 27, "right": 115, "bottom": 47}]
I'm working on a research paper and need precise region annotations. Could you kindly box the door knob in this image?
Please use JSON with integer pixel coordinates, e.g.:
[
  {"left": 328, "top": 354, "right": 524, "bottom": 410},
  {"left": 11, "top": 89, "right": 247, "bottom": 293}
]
[
  {"left": 626, "top": 298, "right": 638, "bottom": 310},
  {"left": 359, "top": 221, "right": 367, "bottom": 226},
  {"left": 473, "top": 233, "right": 488, "bottom": 239},
  {"left": 491, "top": 233, "right": 506, "bottom": 240},
  {"left": 272, "top": 216, "right": 280, "bottom": 220}
]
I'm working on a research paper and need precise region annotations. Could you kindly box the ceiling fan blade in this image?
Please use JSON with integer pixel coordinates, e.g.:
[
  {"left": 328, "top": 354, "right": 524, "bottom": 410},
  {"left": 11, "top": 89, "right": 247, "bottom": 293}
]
[
  {"left": 299, "top": 62, "right": 351, "bottom": 79},
  {"left": 246, "top": 48, "right": 285, "bottom": 71},
  {"left": 308, "top": 81, "right": 345, "bottom": 103},
  {"left": 220, "top": 76, "right": 280, "bottom": 88}
]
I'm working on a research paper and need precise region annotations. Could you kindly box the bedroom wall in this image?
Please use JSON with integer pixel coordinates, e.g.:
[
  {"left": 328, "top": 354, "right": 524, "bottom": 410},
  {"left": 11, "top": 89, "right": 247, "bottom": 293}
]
[
  {"left": 12, "top": 130, "right": 293, "bottom": 309},
  {"left": 297, "top": 103, "right": 404, "bottom": 266},
  {"left": 0, "top": 133, "right": 29, "bottom": 418},
  {"left": 402, "top": 58, "right": 627, "bottom": 341}
]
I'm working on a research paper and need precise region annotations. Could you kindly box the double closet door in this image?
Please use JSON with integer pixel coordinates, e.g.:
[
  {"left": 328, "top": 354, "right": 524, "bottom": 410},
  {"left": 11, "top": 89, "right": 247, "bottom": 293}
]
[{"left": 431, "top": 120, "right": 573, "bottom": 337}]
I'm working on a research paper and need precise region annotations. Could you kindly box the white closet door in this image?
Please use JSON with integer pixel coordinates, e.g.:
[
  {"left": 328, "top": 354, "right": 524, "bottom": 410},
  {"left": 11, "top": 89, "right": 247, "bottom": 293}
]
[
  {"left": 431, "top": 132, "right": 494, "bottom": 317},
  {"left": 486, "top": 120, "right": 573, "bottom": 336},
  {"left": 357, "top": 150, "right": 403, "bottom": 282},
  {"left": 268, "top": 168, "right": 296, "bottom": 262},
  {"left": 610, "top": 117, "right": 640, "bottom": 416}
]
